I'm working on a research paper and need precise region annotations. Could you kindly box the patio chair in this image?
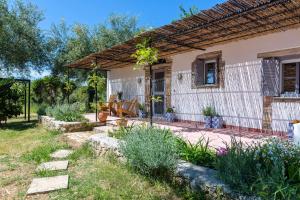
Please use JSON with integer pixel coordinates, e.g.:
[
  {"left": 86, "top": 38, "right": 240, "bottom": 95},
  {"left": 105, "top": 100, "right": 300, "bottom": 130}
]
[
  {"left": 100, "top": 95, "right": 118, "bottom": 116},
  {"left": 117, "top": 98, "right": 138, "bottom": 118}
]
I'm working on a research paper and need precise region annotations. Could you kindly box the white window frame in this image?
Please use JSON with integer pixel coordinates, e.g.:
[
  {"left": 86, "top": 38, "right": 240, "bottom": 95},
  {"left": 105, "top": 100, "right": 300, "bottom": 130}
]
[
  {"left": 280, "top": 58, "right": 300, "bottom": 95},
  {"left": 204, "top": 59, "right": 217, "bottom": 85}
]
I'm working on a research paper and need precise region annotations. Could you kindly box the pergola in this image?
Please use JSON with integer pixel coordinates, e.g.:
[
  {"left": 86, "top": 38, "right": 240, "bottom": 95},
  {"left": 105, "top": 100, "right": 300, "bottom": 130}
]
[
  {"left": 67, "top": 0, "right": 300, "bottom": 71},
  {"left": 66, "top": 0, "right": 300, "bottom": 122}
]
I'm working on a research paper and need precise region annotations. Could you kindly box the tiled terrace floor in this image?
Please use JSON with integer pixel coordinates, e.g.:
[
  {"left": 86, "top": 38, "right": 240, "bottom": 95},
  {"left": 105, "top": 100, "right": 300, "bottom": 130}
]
[{"left": 84, "top": 113, "right": 285, "bottom": 149}]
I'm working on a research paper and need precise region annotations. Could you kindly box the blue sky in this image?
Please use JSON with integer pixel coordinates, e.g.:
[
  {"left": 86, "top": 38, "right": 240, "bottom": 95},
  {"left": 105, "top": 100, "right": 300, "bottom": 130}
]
[{"left": 29, "top": 0, "right": 226, "bottom": 30}]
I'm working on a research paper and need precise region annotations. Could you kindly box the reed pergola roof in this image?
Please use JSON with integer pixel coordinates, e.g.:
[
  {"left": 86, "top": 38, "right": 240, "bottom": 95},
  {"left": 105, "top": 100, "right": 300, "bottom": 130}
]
[{"left": 68, "top": 0, "right": 300, "bottom": 70}]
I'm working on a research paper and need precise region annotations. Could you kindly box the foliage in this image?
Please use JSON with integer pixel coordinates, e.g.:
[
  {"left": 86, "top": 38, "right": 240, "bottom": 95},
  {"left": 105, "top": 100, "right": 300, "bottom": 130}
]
[
  {"left": 0, "top": 79, "right": 24, "bottom": 122},
  {"left": 120, "top": 126, "right": 178, "bottom": 177},
  {"left": 138, "top": 103, "right": 146, "bottom": 111},
  {"left": 36, "top": 104, "right": 48, "bottom": 116},
  {"left": 176, "top": 136, "right": 216, "bottom": 168},
  {"left": 87, "top": 71, "right": 106, "bottom": 90},
  {"left": 108, "top": 123, "right": 135, "bottom": 139},
  {"left": 46, "top": 103, "right": 86, "bottom": 122},
  {"left": 166, "top": 107, "right": 175, "bottom": 113},
  {"left": 23, "top": 143, "right": 66, "bottom": 164},
  {"left": 32, "top": 76, "right": 62, "bottom": 106},
  {"left": 0, "top": 0, "right": 50, "bottom": 75},
  {"left": 216, "top": 137, "right": 300, "bottom": 199},
  {"left": 202, "top": 106, "right": 216, "bottom": 117},
  {"left": 179, "top": 5, "right": 200, "bottom": 19},
  {"left": 131, "top": 38, "right": 159, "bottom": 69},
  {"left": 68, "top": 143, "right": 94, "bottom": 161},
  {"left": 50, "top": 14, "right": 143, "bottom": 80}
]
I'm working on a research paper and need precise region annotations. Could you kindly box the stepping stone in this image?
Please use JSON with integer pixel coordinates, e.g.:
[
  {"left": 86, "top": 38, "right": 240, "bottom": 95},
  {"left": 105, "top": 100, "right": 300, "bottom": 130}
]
[
  {"left": 50, "top": 150, "right": 73, "bottom": 159},
  {"left": 36, "top": 160, "right": 68, "bottom": 171},
  {"left": 27, "top": 175, "right": 69, "bottom": 195}
]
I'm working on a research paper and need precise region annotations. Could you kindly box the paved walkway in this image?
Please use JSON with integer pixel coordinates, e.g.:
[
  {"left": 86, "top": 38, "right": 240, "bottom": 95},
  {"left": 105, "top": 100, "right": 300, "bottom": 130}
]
[
  {"left": 83, "top": 114, "right": 272, "bottom": 148},
  {"left": 27, "top": 149, "right": 73, "bottom": 195}
]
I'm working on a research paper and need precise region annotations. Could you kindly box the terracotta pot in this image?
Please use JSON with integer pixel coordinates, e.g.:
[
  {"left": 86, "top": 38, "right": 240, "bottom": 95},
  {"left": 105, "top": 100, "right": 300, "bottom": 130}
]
[
  {"left": 116, "top": 119, "right": 128, "bottom": 127},
  {"left": 98, "top": 111, "right": 109, "bottom": 123}
]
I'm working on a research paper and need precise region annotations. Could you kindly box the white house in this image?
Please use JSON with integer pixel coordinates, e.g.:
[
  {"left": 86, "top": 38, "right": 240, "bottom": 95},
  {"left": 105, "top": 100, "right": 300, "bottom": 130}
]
[{"left": 69, "top": 0, "right": 300, "bottom": 133}]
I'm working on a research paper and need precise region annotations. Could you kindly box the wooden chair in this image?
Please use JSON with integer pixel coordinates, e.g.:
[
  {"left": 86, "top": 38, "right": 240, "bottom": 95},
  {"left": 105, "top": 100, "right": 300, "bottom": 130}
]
[
  {"left": 100, "top": 95, "right": 117, "bottom": 115},
  {"left": 117, "top": 98, "right": 138, "bottom": 117}
]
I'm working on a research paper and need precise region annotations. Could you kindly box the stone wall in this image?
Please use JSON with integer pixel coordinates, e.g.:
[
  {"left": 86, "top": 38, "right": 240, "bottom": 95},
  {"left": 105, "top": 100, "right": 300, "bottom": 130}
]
[{"left": 40, "top": 116, "right": 101, "bottom": 133}]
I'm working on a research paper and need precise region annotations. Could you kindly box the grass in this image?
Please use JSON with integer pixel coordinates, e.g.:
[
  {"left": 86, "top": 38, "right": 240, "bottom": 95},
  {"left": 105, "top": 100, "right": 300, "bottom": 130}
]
[{"left": 0, "top": 117, "right": 204, "bottom": 199}]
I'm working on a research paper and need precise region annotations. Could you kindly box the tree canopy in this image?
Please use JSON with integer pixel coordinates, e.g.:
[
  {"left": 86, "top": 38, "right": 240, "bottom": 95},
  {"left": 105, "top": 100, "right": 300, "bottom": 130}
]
[
  {"left": 0, "top": 0, "right": 50, "bottom": 76},
  {"left": 179, "top": 5, "right": 200, "bottom": 19},
  {"left": 49, "top": 14, "right": 143, "bottom": 80}
]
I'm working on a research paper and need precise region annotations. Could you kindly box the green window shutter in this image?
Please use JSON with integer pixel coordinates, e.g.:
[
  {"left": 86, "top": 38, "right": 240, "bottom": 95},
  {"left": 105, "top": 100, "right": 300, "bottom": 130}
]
[
  {"left": 262, "top": 58, "right": 280, "bottom": 96},
  {"left": 191, "top": 59, "right": 204, "bottom": 88}
]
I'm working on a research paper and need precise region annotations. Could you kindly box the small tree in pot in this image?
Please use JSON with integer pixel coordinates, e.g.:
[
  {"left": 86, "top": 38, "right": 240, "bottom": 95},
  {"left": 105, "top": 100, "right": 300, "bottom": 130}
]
[
  {"left": 202, "top": 106, "right": 215, "bottom": 128},
  {"left": 165, "top": 107, "right": 176, "bottom": 122},
  {"left": 98, "top": 103, "right": 110, "bottom": 123}
]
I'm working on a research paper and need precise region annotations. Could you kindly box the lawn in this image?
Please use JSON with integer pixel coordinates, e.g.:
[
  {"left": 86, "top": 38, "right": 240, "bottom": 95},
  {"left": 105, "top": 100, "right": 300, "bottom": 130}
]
[{"left": 0, "top": 118, "right": 202, "bottom": 200}]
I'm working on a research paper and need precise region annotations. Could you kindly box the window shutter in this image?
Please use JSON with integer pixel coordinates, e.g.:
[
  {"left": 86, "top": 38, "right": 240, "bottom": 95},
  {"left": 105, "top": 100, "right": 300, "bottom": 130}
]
[
  {"left": 191, "top": 59, "right": 204, "bottom": 88},
  {"left": 262, "top": 58, "right": 280, "bottom": 96}
]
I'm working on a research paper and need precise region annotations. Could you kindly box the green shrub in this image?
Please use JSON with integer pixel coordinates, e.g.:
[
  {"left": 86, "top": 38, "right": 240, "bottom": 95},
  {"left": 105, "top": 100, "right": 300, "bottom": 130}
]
[
  {"left": 36, "top": 104, "right": 47, "bottom": 116},
  {"left": 46, "top": 103, "right": 86, "bottom": 122},
  {"left": 176, "top": 136, "right": 216, "bottom": 168},
  {"left": 120, "top": 126, "right": 178, "bottom": 177},
  {"left": 23, "top": 143, "right": 66, "bottom": 164},
  {"left": 108, "top": 124, "right": 135, "bottom": 139},
  {"left": 216, "top": 137, "right": 300, "bottom": 199},
  {"left": 202, "top": 106, "right": 216, "bottom": 117},
  {"left": 69, "top": 143, "right": 94, "bottom": 161}
]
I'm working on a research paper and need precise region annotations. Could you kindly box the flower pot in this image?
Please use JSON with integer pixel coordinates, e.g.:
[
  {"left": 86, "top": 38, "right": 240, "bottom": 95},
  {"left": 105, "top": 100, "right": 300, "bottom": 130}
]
[
  {"left": 212, "top": 116, "right": 223, "bottom": 129},
  {"left": 116, "top": 119, "right": 128, "bottom": 127},
  {"left": 98, "top": 111, "right": 109, "bottom": 123},
  {"left": 165, "top": 112, "right": 176, "bottom": 122},
  {"left": 204, "top": 116, "right": 212, "bottom": 128},
  {"left": 138, "top": 110, "right": 147, "bottom": 118}
]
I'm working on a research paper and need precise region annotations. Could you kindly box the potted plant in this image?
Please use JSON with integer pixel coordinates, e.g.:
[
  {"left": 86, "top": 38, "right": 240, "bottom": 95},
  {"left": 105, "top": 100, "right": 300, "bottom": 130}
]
[
  {"left": 212, "top": 113, "right": 223, "bottom": 129},
  {"left": 138, "top": 103, "right": 148, "bottom": 118},
  {"left": 117, "top": 91, "right": 123, "bottom": 101},
  {"left": 116, "top": 117, "right": 128, "bottom": 127},
  {"left": 202, "top": 106, "right": 215, "bottom": 128},
  {"left": 165, "top": 107, "right": 176, "bottom": 122},
  {"left": 98, "top": 105, "right": 109, "bottom": 123}
]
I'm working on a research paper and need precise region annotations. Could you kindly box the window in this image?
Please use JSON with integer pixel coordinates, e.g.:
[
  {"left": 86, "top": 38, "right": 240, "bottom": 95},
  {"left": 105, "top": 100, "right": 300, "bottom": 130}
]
[
  {"left": 281, "top": 60, "right": 300, "bottom": 95},
  {"left": 191, "top": 51, "right": 223, "bottom": 89},
  {"left": 204, "top": 60, "right": 217, "bottom": 85}
]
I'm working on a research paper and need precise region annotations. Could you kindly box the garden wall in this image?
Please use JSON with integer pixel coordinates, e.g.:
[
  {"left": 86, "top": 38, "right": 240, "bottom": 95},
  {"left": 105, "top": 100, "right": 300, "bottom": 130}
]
[{"left": 40, "top": 116, "right": 103, "bottom": 133}]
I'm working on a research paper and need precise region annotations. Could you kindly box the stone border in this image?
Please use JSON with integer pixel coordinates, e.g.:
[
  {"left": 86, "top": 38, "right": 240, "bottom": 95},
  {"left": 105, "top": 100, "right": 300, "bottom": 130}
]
[
  {"left": 40, "top": 116, "right": 104, "bottom": 133},
  {"left": 88, "top": 134, "right": 259, "bottom": 200}
]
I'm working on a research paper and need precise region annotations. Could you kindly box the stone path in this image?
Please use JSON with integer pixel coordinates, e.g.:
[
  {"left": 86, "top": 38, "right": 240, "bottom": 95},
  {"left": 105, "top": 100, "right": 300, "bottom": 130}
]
[
  {"left": 27, "top": 175, "right": 69, "bottom": 195},
  {"left": 50, "top": 149, "right": 73, "bottom": 159},
  {"left": 36, "top": 160, "right": 69, "bottom": 171},
  {"left": 27, "top": 149, "right": 73, "bottom": 196}
]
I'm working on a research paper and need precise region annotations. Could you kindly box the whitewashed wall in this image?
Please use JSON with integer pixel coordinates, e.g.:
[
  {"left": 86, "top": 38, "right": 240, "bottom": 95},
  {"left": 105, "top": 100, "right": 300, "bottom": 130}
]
[
  {"left": 108, "top": 66, "right": 145, "bottom": 103},
  {"left": 106, "top": 28, "right": 300, "bottom": 132},
  {"left": 272, "top": 102, "right": 300, "bottom": 132},
  {"left": 171, "top": 28, "right": 300, "bottom": 131}
]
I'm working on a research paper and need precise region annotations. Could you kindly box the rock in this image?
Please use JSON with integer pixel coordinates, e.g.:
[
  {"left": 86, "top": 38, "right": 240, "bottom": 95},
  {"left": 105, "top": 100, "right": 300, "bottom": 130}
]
[
  {"left": 36, "top": 161, "right": 68, "bottom": 171},
  {"left": 27, "top": 175, "right": 69, "bottom": 195},
  {"left": 50, "top": 150, "right": 73, "bottom": 159}
]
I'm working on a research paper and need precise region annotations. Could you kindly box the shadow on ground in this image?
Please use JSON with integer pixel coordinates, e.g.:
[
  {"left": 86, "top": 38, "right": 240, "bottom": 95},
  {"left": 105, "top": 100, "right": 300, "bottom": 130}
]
[{"left": 0, "top": 120, "right": 38, "bottom": 131}]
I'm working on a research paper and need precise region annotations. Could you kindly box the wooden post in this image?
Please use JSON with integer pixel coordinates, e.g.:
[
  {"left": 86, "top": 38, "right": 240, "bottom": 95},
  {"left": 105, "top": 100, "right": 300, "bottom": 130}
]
[
  {"left": 24, "top": 83, "right": 27, "bottom": 120},
  {"left": 149, "top": 64, "right": 153, "bottom": 126},
  {"left": 28, "top": 80, "right": 31, "bottom": 122},
  {"left": 67, "top": 67, "right": 70, "bottom": 104}
]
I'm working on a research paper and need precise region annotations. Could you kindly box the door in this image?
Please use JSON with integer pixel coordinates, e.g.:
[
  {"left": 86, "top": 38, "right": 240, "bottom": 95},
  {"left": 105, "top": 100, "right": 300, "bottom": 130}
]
[{"left": 152, "top": 70, "right": 165, "bottom": 116}]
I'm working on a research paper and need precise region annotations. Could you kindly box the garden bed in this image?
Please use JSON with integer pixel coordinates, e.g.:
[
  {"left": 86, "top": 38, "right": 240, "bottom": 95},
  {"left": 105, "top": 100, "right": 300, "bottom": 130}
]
[
  {"left": 40, "top": 115, "right": 104, "bottom": 133},
  {"left": 88, "top": 133, "right": 257, "bottom": 200}
]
